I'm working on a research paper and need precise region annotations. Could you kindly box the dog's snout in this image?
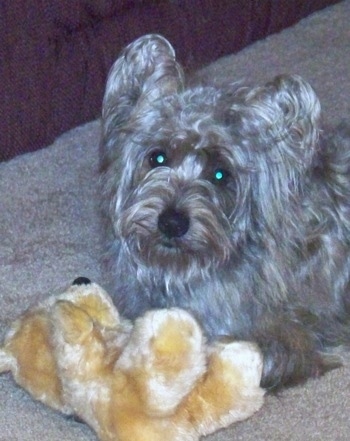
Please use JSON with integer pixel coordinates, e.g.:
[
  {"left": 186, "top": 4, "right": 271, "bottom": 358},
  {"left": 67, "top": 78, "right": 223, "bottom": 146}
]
[{"left": 158, "top": 208, "right": 190, "bottom": 238}]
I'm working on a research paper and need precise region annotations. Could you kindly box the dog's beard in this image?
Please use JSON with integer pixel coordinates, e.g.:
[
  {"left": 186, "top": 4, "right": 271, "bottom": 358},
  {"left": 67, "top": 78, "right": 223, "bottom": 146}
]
[{"left": 114, "top": 169, "right": 234, "bottom": 281}]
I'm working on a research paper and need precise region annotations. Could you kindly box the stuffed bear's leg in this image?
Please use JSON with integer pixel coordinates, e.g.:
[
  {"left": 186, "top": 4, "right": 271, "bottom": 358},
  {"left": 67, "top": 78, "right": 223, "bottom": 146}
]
[
  {"left": 49, "top": 298, "right": 129, "bottom": 430},
  {"left": 179, "top": 341, "right": 265, "bottom": 437},
  {"left": 116, "top": 308, "right": 207, "bottom": 417},
  {"left": 0, "top": 312, "right": 70, "bottom": 413}
]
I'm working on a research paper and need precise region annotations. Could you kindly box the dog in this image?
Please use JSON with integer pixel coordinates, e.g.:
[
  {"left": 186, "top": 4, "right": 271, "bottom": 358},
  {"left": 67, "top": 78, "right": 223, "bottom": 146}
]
[{"left": 100, "top": 34, "right": 350, "bottom": 391}]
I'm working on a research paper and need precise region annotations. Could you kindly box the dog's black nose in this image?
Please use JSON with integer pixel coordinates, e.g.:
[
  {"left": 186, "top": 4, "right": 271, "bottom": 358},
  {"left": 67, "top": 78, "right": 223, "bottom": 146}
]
[{"left": 158, "top": 208, "right": 190, "bottom": 238}]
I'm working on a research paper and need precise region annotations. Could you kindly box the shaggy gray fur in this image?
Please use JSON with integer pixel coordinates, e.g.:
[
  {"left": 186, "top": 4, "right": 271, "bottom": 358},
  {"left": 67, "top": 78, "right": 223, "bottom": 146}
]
[{"left": 101, "top": 33, "right": 350, "bottom": 390}]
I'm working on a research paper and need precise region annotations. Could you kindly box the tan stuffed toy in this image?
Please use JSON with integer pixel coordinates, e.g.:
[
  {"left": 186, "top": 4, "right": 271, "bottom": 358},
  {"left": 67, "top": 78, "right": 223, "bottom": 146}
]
[{"left": 0, "top": 278, "right": 265, "bottom": 441}]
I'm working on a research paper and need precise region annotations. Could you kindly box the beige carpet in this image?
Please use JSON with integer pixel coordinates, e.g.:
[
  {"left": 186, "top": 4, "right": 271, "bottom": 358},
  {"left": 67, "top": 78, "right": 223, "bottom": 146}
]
[{"left": 1, "top": 1, "right": 350, "bottom": 439}]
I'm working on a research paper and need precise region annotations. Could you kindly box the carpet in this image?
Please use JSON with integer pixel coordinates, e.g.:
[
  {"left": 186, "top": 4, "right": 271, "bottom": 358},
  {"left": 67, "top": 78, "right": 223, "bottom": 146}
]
[{"left": 1, "top": 1, "right": 350, "bottom": 439}]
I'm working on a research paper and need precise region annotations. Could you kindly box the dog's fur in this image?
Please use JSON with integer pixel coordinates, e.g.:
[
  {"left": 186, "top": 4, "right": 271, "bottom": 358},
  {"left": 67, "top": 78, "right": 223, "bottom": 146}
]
[{"left": 100, "top": 34, "right": 350, "bottom": 390}]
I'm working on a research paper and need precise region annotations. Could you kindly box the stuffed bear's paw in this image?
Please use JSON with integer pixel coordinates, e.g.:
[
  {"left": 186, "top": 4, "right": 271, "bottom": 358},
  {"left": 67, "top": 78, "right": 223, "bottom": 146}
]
[
  {"left": 205, "top": 341, "right": 265, "bottom": 430},
  {"left": 218, "top": 341, "right": 264, "bottom": 392},
  {"left": 116, "top": 308, "right": 207, "bottom": 416}
]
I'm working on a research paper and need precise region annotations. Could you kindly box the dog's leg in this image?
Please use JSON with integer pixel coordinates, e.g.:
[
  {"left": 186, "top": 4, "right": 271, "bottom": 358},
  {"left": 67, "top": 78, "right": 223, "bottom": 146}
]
[{"left": 253, "top": 311, "right": 342, "bottom": 390}]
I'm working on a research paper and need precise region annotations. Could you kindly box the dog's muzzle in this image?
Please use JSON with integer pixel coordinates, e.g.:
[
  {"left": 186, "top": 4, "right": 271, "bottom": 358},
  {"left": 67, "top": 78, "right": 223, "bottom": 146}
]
[{"left": 158, "top": 208, "right": 190, "bottom": 238}]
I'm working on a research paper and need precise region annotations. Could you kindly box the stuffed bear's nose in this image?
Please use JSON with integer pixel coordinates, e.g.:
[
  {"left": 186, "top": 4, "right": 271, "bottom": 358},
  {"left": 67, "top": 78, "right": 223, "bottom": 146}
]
[
  {"left": 72, "top": 277, "right": 91, "bottom": 286},
  {"left": 158, "top": 208, "right": 190, "bottom": 238}
]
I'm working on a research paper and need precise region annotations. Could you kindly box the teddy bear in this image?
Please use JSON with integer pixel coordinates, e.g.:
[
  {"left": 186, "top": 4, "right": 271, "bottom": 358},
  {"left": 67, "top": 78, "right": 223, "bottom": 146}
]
[{"left": 0, "top": 277, "right": 265, "bottom": 441}]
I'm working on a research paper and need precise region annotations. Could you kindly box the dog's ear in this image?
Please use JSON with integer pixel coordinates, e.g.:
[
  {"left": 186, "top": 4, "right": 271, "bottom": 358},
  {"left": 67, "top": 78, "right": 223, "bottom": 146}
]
[
  {"left": 102, "top": 34, "right": 184, "bottom": 130},
  {"left": 226, "top": 76, "right": 321, "bottom": 233},
  {"left": 231, "top": 75, "right": 321, "bottom": 168},
  {"left": 100, "top": 35, "right": 184, "bottom": 222}
]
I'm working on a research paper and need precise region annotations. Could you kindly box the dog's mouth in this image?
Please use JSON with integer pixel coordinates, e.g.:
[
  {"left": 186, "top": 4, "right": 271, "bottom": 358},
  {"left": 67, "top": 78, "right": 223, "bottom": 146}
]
[
  {"left": 161, "top": 239, "right": 176, "bottom": 249},
  {"left": 159, "top": 237, "right": 191, "bottom": 252}
]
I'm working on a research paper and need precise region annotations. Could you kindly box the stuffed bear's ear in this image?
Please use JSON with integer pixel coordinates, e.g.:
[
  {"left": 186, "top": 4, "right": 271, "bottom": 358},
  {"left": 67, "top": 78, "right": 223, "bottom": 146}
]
[
  {"left": 52, "top": 301, "right": 93, "bottom": 345},
  {"left": 231, "top": 74, "right": 321, "bottom": 167},
  {"left": 102, "top": 34, "right": 184, "bottom": 130}
]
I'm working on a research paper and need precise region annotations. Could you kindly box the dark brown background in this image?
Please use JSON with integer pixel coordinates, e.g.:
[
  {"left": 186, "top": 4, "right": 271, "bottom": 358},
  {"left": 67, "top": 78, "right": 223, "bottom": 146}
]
[{"left": 0, "top": 0, "right": 341, "bottom": 161}]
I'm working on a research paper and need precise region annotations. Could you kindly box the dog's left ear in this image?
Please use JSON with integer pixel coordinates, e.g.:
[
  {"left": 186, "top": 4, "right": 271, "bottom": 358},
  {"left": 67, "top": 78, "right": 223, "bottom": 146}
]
[
  {"left": 231, "top": 75, "right": 321, "bottom": 168},
  {"left": 225, "top": 75, "right": 321, "bottom": 230}
]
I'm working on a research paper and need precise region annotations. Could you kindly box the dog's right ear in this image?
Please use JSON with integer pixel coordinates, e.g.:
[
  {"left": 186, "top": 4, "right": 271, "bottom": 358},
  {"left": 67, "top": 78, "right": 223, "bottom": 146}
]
[{"left": 102, "top": 34, "right": 184, "bottom": 131}]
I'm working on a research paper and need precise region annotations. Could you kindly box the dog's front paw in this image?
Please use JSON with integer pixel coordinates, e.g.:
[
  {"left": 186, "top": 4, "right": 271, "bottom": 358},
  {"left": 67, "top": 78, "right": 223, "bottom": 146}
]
[{"left": 116, "top": 308, "right": 206, "bottom": 416}]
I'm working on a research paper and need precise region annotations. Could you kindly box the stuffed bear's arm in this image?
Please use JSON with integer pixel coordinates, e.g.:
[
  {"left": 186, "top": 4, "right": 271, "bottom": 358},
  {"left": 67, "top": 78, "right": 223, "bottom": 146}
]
[
  {"left": 178, "top": 341, "right": 265, "bottom": 437},
  {"left": 115, "top": 308, "right": 207, "bottom": 417}
]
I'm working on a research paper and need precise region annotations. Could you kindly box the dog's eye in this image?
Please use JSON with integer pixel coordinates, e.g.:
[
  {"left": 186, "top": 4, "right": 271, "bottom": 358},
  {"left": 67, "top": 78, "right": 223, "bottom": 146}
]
[
  {"left": 213, "top": 168, "right": 230, "bottom": 184},
  {"left": 149, "top": 150, "right": 168, "bottom": 168}
]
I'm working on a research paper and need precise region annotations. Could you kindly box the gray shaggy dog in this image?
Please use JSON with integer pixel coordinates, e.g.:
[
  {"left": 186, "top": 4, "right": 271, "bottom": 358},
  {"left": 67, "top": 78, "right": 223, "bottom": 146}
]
[{"left": 100, "top": 34, "right": 350, "bottom": 391}]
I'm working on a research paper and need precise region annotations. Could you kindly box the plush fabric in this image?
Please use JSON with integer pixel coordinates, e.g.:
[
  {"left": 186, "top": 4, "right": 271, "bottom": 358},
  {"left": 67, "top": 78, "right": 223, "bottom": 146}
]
[{"left": 0, "top": 0, "right": 341, "bottom": 161}]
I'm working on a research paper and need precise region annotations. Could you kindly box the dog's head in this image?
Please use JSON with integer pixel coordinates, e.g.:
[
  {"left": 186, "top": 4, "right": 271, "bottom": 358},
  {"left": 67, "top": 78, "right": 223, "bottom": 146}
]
[{"left": 101, "top": 35, "right": 321, "bottom": 280}]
